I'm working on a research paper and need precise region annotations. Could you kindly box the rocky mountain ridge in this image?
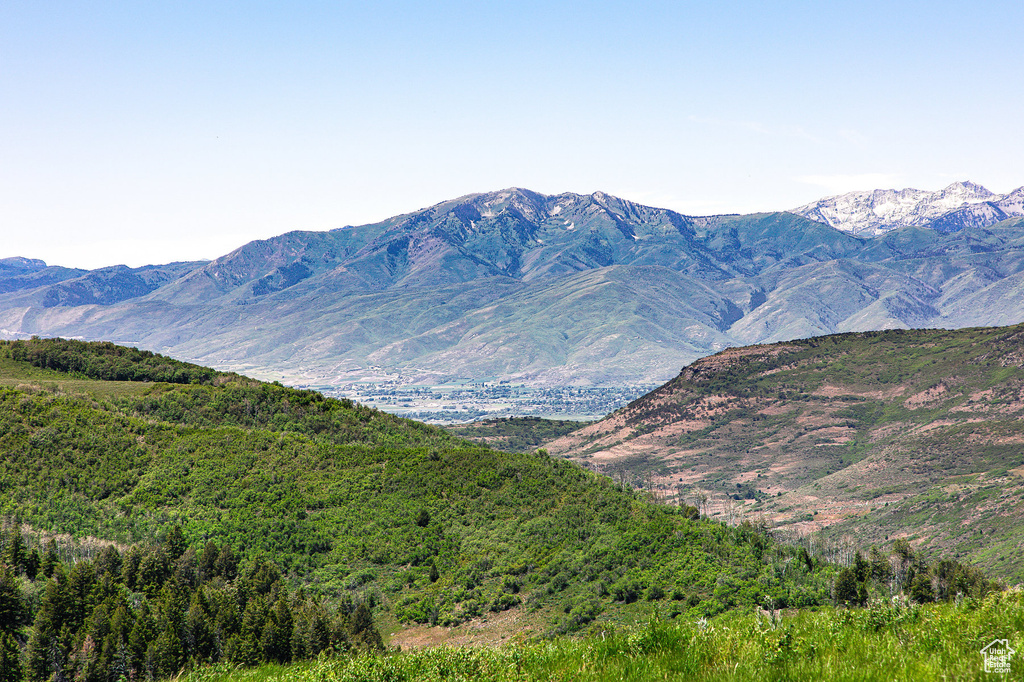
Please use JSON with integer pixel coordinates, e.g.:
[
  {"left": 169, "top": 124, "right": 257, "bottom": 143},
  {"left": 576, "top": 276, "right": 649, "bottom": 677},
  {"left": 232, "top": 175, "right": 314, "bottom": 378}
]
[
  {"left": 790, "top": 181, "right": 1024, "bottom": 236},
  {"left": 3, "top": 187, "right": 1024, "bottom": 388}
]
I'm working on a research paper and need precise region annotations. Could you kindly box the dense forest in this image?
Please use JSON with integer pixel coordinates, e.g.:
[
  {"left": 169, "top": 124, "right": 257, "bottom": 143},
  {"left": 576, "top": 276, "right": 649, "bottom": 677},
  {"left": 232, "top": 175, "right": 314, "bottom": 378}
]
[
  {"left": 0, "top": 338, "right": 1007, "bottom": 681},
  {"left": 0, "top": 526, "right": 382, "bottom": 682}
]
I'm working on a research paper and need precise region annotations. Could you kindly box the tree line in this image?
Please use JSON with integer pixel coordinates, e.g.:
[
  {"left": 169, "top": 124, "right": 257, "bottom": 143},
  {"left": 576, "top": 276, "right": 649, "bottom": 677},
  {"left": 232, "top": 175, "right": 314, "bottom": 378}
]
[
  {"left": 831, "top": 537, "right": 999, "bottom": 608},
  {"left": 0, "top": 525, "right": 382, "bottom": 682},
  {"left": 2, "top": 338, "right": 220, "bottom": 385}
]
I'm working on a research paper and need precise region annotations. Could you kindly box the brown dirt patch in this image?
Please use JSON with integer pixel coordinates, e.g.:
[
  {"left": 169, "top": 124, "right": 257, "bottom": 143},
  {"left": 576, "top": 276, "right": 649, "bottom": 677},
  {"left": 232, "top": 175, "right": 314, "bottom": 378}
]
[
  {"left": 814, "top": 384, "right": 907, "bottom": 399},
  {"left": 905, "top": 383, "right": 948, "bottom": 408},
  {"left": 387, "top": 607, "right": 534, "bottom": 649}
]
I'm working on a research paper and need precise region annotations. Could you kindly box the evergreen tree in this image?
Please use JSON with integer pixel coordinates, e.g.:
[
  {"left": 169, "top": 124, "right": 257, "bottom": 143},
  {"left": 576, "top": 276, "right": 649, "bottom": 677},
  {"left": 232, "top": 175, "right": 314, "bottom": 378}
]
[
  {"left": 0, "top": 632, "right": 23, "bottom": 682},
  {"left": 24, "top": 548, "right": 40, "bottom": 581},
  {"left": 236, "top": 594, "right": 270, "bottom": 665},
  {"left": 270, "top": 594, "right": 293, "bottom": 662},
  {"left": 185, "top": 596, "right": 214, "bottom": 663},
  {"left": 306, "top": 608, "right": 330, "bottom": 657},
  {"left": 120, "top": 546, "right": 142, "bottom": 591},
  {"left": 66, "top": 560, "right": 98, "bottom": 632},
  {"left": 910, "top": 572, "right": 935, "bottom": 604},
  {"left": 150, "top": 622, "right": 184, "bottom": 679},
  {"left": 834, "top": 568, "right": 858, "bottom": 607},
  {"left": 0, "top": 564, "right": 26, "bottom": 634},
  {"left": 40, "top": 539, "right": 58, "bottom": 579},
  {"left": 215, "top": 545, "right": 238, "bottom": 581},
  {"left": 199, "top": 541, "right": 219, "bottom": 580},
  {"left": 869, "top": 546, "right": 890, "bottom": 582},
  {"left": 1, "top": 529, "right": 27, "bottom": 573},
  {"left": 164, "top": 525, "right": 188, "bottom": 560},
  {"left": 95, "top": 544, "right": 122, "bottom": 579},
  {"left": 349, "top": 602, "right": 384, "bottom": 651},
  {"left": 137, "top": 548, "right": 172, "bottom": 597},
  {"left": 853, "top": 551, "right": 870, "bottom": 583}
]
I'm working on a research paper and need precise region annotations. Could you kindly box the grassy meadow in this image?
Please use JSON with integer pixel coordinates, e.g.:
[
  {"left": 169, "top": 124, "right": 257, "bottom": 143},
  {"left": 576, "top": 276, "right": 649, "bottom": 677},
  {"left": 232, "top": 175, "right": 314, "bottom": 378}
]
[{"left": 182, "top": 591, "right": 1024, "bottom": 681}]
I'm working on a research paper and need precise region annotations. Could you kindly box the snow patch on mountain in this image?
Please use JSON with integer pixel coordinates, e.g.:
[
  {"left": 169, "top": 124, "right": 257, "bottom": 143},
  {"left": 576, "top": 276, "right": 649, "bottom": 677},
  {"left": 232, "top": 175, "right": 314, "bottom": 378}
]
[{"left": 790, "top": 181, "right": 1024, "bottom": 235}]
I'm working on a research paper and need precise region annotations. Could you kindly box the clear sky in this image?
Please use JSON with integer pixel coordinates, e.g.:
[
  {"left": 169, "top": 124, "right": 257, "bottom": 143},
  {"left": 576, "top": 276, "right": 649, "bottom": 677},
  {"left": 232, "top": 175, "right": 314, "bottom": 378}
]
[{"left": 2, "top": 1, "right": 1022, "bottom": 270}]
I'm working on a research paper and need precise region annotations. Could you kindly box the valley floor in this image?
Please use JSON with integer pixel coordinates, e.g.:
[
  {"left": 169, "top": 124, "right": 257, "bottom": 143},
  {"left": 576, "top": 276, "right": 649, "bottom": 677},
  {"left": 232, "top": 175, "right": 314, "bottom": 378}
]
[{"left": 314, "top": 382, "right": 653, "bottom": 423}]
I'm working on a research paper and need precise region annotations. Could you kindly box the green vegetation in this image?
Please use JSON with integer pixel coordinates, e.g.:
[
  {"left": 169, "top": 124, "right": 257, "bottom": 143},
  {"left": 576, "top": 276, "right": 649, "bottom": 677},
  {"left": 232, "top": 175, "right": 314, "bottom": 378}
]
[
  {"left": 551, "top": 323, "right": 1024, "bottom": 580},
  {"left": 0, "top": 526, "right": 383, "bottom": 681},
  {"left": 444, "top": 416, "right": 588, "bottom": 453},
  {"left": 0, "top": 337, "right": 1015, "bottom": 681},
  {"left": 0, "top": 339, "right": 836, "bottom": 678},
  {"left": 180, "top": 591, "right": 1024, "bottom": 681},
  {"left": 7, "top": 337, "right": 227, "bottom": 384}
]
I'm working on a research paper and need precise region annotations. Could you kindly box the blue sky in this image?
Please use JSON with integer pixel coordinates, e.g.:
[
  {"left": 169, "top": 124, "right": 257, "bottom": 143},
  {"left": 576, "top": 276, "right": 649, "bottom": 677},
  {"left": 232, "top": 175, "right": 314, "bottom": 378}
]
[{"left": 2, "top": 1, "right": 1022, "bottom": 269}]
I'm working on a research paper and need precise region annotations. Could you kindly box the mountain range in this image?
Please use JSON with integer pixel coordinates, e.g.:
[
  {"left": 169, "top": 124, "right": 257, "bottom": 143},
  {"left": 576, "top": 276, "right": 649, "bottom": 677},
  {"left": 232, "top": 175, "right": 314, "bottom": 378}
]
[
  {"left": 3, "top": 185, "right": 1024, "bottom": 387},
  {"left": 790, "top": 181, "right": 1024, "bottom": 236}
]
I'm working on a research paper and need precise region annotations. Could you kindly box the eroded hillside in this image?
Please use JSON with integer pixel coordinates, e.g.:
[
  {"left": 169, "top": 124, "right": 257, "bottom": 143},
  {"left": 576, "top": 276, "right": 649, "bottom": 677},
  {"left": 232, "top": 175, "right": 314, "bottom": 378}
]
[{"left": 546, "top": 324, "right": 1024, "bottom": 579}]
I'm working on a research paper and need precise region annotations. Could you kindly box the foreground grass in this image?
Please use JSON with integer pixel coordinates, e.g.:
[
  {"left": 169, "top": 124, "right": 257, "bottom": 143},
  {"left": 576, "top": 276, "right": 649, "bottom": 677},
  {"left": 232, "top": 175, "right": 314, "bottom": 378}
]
[{"left": 182, "top": 591, "right": 1024, "bottom": 681}]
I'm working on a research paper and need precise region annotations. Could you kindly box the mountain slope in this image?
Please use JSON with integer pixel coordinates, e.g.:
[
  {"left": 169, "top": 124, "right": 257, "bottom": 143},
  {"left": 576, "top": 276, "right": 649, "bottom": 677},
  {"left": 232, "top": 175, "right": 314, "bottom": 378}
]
[
  {"left": 4, "top": 190, "right": 1024, "bottom": 388},
  {"left": 544, "top": 323, "right": 1024, "bottom": 580},
  {"left": 0, "top": 337, "right": 838, "bottom": 631}
]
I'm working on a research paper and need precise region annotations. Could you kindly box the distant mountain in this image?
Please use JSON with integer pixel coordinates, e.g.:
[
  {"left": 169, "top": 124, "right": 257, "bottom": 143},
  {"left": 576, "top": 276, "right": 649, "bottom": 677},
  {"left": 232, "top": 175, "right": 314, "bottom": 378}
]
[
  {"left": 790, "top": 181, "right": 1024, "bottom": 236},
  {"left": 544, "top": 323, "right": 1024, "bottom": 580},
  {"left": 3, "top": 187, "right": 1024, "bottom": 387}
]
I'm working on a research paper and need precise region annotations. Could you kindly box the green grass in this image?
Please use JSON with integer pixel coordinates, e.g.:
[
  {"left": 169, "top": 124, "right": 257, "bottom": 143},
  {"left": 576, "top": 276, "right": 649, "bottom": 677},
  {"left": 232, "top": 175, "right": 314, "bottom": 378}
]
[
  {"left": 181, "top": 590, "right": 1024, "bottom": 681},
  {"left": 0, "top": 355, "right": 154, "bottom": 399}
]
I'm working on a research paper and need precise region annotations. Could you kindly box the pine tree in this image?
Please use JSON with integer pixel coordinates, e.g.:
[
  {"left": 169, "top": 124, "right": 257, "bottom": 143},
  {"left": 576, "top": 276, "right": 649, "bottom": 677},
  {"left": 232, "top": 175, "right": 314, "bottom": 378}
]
[
  {"left": 834, "top": 568, "right": 858, "bottom": 607},
  {"left": 1, "top": 529, "right": 27, "bottom": 573},
  {"left": 0, "top": 632, "right": 24, "bottom": 682},
  {"left": 95, "top": 544, "right": 122, "bottom": 579},
  {"left": 185, "top": 596, "right": 214, "bottom": 663},
  {"left": 40, "top": 539, "right": 58, "bottom": 579},
  {"left": 119, "top": 546, "right": 142, "bottom": 590},
  {"left": 853, "top": 551, "right": 870, "bottom": 583},
  {"left": 349, "top": 602, "right": 384, "bottom": 652},
  {"left": 215, "top": 545, "right": 238, "bottom": 581},
  {"left": 24, "top": 547, "right": 40, "bottom": 580},
  {"left": 199, "top": 541, "right": 219, "bottom": 580},
  {"left": 150, "top": 622, "right": 184, "bottom": 679},
  {"left": 164, "top": 525, "right": 188, "bottom": 560},
  {"left": 0, "top": 564, "right": 26, "bottom": 635},
  {"left": 66, "top": 560, "right": 98, "bottom": 633},
  {"left": 270, "top": 594, "right": 293, "bottom": 662},
  {"left": 236, "top": 594, "right": 269, "bottom": 665},
  {"left": 910, "top": 572, "right": 935, "bottom": 604}
]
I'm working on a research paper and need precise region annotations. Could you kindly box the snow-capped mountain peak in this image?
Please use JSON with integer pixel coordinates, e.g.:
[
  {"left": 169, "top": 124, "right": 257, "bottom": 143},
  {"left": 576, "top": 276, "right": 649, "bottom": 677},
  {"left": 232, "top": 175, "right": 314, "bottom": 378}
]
[{"left": 790, "top": 181, "right": 1024, "bottom": 236}]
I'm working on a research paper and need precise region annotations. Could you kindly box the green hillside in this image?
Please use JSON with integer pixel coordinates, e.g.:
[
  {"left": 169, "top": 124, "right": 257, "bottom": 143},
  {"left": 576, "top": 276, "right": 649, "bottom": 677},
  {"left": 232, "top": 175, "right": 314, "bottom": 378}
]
[
  {"left": 0, "top": 338, "right": 844, "bottom": 678},
  {"left": 444, "top": 416, "right": 587, "bottom": 453},
  {"left": 0, "top": 338, "right": 1007, "bottom": 681},
  {"left": 547, "top": 323, "right": 1024, "bottom": 581}
]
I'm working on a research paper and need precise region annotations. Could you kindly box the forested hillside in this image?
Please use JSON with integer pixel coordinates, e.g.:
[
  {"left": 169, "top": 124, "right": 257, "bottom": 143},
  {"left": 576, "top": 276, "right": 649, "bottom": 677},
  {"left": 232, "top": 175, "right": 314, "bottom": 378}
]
[
  {"left": 0, "top": 338, "right": 1007, "bottom": 681},
  {"left": 547, "top": 323, "right": 1024, "bottom": 580}
]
